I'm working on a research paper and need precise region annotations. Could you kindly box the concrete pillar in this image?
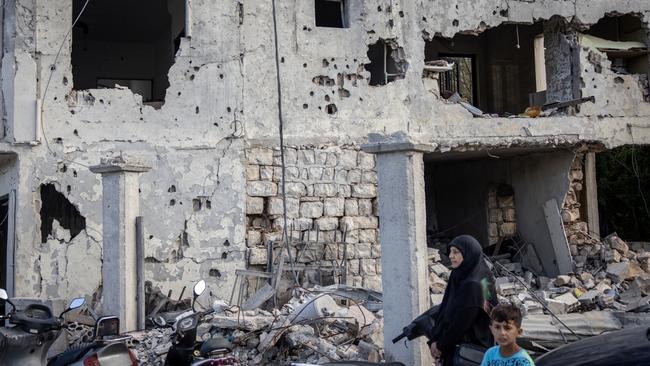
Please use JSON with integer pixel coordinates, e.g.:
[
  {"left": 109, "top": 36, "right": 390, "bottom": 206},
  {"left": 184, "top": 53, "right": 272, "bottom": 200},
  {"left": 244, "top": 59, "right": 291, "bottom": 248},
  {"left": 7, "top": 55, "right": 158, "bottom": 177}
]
[
  {"left": 363, "top": 135, "right": 433, "bottom": 366},
  {"left": 584, "top": 152, "right": 600, "bottom": 238},
  {"left": 90, "top": 158, "right": 150, "bottom": 332}
]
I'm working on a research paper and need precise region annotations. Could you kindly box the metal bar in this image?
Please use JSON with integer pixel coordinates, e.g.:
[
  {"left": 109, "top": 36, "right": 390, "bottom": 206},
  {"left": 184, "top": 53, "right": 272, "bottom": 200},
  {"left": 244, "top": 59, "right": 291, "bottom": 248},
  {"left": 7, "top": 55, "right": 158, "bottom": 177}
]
[{"left": 135, "top": 216, "right": 145, "bottom": 330}]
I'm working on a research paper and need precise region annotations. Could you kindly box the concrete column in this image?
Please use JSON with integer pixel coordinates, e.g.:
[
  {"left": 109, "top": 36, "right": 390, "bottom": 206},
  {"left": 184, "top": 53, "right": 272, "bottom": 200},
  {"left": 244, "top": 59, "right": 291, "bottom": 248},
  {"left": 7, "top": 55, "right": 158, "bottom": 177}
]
[
  {"left": 363, "top": 135, "right": 433, "bottom": 366},
  {"left": 90, "top": 158, "right": 150, "bottom": 332},
  {"left": 584, "top": 152, "right": 600, "bottom": 238}
]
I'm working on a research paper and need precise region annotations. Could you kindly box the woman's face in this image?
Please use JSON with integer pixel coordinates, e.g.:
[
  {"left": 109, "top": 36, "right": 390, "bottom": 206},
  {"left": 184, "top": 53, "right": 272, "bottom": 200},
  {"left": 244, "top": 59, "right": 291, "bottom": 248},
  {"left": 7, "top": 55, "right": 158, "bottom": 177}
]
[{"left": 449, "top": 246, "right": 464, "bottom": 269}]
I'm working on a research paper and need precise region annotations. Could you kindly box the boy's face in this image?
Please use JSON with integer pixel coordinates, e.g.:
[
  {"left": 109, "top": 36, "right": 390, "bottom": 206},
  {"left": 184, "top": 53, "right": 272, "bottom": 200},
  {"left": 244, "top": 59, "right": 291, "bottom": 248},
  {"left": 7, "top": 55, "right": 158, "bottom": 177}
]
[{"left": 490, "top": 319, "right": 522, "bottom": 347}]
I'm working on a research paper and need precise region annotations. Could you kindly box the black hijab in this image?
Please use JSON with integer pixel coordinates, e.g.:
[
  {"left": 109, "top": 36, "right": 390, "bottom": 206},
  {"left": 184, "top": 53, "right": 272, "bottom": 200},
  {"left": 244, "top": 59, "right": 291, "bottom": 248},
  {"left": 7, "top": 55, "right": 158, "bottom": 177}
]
[{"left": 434, "top": 235, "right": 497, "bottom": 331}]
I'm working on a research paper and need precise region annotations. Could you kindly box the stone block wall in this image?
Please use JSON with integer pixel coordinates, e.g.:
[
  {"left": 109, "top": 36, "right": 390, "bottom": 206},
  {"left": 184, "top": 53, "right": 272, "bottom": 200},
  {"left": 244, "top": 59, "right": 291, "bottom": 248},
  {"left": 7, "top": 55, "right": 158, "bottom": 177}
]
[
  {"left": 245, "top": 146, "right": 382, "bottom": 291},
  {"left": 487, "top": 184, "right": 517, "bottom": 245}
]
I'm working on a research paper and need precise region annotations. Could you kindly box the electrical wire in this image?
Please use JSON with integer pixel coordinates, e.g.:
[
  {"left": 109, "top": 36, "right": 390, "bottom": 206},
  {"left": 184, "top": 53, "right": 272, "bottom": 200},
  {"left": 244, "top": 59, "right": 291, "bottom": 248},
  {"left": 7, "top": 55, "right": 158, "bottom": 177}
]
[
  {"left": 40, "top": 0, "right": 93, "bottom": 169},
  {"left": 270, "top": 0, "right": 299, "bottom": 286}
]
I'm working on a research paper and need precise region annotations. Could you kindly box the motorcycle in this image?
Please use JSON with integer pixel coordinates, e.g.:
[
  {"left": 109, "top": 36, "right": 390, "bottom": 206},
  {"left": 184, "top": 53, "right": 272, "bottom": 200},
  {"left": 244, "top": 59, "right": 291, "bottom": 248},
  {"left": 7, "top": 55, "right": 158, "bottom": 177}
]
[
  {"left": 153, "top": 280, "right": 239, "bottom": 366},
  {"left": 0, "top": 287, "right": 84, "bottom": 366},
  {"left": 47, "top": 314, "right": 138, "bottom": 366},
  {"left": 0, "top": 287, "right": 137, "bottom": 366}
]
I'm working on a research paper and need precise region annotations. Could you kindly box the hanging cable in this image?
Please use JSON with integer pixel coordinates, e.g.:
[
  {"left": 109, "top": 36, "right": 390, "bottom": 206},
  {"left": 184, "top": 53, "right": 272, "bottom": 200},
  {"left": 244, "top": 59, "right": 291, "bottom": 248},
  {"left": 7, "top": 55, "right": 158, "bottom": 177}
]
[
  {"left": 271, "top": 0, "right": 300, "bottom": 286},
  {"left": 40, "top": 0, "right": 93, "bottom": 169}
]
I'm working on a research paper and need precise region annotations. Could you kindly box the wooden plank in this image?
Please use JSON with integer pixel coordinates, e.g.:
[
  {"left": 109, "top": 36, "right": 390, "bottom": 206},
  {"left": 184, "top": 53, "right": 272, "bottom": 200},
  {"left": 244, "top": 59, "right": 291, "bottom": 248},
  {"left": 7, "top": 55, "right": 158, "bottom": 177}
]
[{"left": 543, "top": 199, "right": 573, "bottom": 274}]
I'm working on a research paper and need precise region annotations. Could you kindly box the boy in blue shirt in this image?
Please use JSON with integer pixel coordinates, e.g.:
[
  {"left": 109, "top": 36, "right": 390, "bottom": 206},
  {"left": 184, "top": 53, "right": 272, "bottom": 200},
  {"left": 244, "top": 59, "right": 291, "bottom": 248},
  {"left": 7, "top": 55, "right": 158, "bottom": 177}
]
[{"left": 481, "top": 303, "right": 535, "bottom": 366}]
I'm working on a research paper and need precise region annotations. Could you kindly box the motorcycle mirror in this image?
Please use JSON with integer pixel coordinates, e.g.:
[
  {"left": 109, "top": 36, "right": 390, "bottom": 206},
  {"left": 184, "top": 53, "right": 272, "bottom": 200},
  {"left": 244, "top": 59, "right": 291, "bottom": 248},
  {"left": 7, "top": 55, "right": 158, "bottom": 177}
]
[
  {"left": 192, "top": 280, "right": 206, "bottom": 312},
  {"left": 0, "top": 288, "right": 16, "bottom": 312},
  {"left": 69, "top": 297, "right": 86, "bottom": 310},
  {"left": 59, "top": 297, "right": 86, "bottom": 318},
  {"left": 193, "top": 280, "right": 206, "bottom": 297}
]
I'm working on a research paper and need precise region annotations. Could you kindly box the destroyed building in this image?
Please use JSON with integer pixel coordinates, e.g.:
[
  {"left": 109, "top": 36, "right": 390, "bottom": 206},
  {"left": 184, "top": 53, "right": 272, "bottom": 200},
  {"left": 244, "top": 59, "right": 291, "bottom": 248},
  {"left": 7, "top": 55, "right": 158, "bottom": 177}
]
[{"left": 1, "top": 0, "right": 650, "bottom": 364}]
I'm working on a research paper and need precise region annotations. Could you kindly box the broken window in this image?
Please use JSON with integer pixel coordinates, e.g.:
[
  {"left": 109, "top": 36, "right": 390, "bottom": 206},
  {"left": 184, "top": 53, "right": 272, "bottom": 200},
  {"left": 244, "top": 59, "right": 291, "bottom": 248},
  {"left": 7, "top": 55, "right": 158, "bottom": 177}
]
[
  {"left": 71, "top": 0, "right": 186, "bottom": 105},
  {"left": 584, "top": 14, "right": 649, "bottom": 76},
  {"left": 425, "top": 23, "right": 543, "bottom": 115},
  {"left": 439, "top": 55, "right": 476, "bottom": 105},
  {"left": 40, "top": 184, "right": 86, "bottom": 243},
  {"left": 315, "top": 0, "right": 348, "bottom": 28},
  {"left": 365, "top": 39, "right": 408, "bottom": 86}
]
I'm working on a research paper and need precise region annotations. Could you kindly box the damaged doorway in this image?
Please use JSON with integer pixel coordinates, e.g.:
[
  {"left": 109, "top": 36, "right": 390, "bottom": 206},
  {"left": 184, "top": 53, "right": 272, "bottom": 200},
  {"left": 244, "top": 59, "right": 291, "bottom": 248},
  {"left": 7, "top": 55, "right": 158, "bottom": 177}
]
[
  {"left": 72, "top": 0, "right": 186, "bottom": 107},
  {"left": 424, "top": 148, "right": 576, "bottom": 277}
]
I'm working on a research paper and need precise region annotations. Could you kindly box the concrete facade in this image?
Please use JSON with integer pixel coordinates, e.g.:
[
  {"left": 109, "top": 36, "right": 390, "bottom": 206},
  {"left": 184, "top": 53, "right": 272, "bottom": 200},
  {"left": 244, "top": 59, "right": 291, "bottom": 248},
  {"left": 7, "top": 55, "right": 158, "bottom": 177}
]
[{"left": 0, "top": 0, "right": 649, "bottom": 352}]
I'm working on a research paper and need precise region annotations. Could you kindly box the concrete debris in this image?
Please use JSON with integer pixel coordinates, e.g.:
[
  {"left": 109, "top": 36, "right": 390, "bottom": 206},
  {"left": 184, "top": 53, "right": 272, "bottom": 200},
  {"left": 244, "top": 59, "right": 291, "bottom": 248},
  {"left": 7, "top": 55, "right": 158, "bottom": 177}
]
[{"left": 92, "top": 286, "right": 385, "bottom": 365}]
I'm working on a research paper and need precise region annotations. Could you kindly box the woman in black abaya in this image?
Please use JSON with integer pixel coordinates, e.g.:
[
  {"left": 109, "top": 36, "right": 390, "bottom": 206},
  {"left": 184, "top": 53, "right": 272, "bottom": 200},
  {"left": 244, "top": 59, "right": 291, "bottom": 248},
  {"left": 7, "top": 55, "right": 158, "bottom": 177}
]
[{"left": 428, "top": 235, "right": 498, "bottom": 365}]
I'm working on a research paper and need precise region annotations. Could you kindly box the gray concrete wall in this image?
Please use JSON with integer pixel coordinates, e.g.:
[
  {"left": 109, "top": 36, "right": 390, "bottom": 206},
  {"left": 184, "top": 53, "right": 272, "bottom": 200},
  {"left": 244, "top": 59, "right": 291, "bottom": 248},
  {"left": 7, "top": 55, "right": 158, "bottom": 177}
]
[{"left": 0, "top": 0, "right": 648, "bottom": 301}]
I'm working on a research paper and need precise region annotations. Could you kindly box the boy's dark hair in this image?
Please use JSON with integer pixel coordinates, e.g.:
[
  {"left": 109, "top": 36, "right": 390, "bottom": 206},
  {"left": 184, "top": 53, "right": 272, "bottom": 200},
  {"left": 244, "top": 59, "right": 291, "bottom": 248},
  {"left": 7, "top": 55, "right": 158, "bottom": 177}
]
[{"left": 490, "top": 303, "right": 523, "bottom": 328}]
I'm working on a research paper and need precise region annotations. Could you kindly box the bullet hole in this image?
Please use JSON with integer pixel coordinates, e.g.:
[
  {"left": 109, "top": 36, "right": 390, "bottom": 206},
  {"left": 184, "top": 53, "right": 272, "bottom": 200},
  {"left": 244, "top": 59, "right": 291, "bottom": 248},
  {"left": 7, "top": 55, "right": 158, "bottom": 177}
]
[
  {"left": 325, "top": 95, "right": 331, "bottom": 102},
  {"left": 309, "top": 91, "right": 314, "bottom": 96},
  {"left": 209, "top": 269, "right": 222, "bottom": 278},
  {"left": 281, "top": 57, "right": 285, "bottom": 63},
  {"left": 177, "top": 92, "right": 181, "bottom": 96},
  {"left": 614, "top": 77, "right": 625, "bottom": 84},
  {"left": 399, "top": 11, "right": 404, "bottom": 17},
  {"left": 170, "top": 199, "right": 176, "bottom": 206},
  {"left": 223, "top": 239, "right": 230, "bottom": 246},
  {"left": 338, "top": 88, "right": 350, "bottom": 98},
  {"left": 500, "top": 9, "right": 509, "bottom": 17},
  {"left": 326, "top": 103, "right": 338, "bottom": 114},
  {"left": 67, "top": 185, "right": 71, "bottom": 193},
  {"left": 73, "top": 129, "right": 79, "bottom": 136},
  {"left": 227, "top": 106, "right": 232, "bottom": 112},
  {"left": 73, "top": 170, "right": 77, "bottom": 177},
  {"left": 168, "top": 185, "right": 176, "bottom": 193},
  {"left": 214, "top": 122, "right": 219, "bottom": 127},
  {"left": 221, "top": 252, "right": 228, "bottom": 259},
  {"left": 54, "top": 97, "right": 58, "bottom": 101},
  {"left": 377, "top": 6, "right": 382, "bottom": 11},
  {"left": 60, "top": 164, "right": 68, "bottom": 173},
  {"left": 303, "top": 63, "right": 307, "bottom": 68},
  {"left": 63, "top": 76, "right": 68, "bottom": 86},
  {"left": 99, "top": 99, "right": 104, "bottom": 104},
  {"left": 195, "top": 106, "right": 199, "bottom": 114},
  {"left": 54, "top": 137, "right": 63, "bottom": 144},
  {"left": 205, "top": 200, "right": 211, "bottom": 210},
  {"left": 303, "top": 103, "right": 309, "bottom": 109},
  {"left": 40, "top": 183, "right": 86, "bottom": 243},
  {"left": 303, "top": 25, "right": 308, "bottom": 30},
  {"left": 323, "top": 59, "right": 329, "bottom": 67},
  {"left": 318, "top": 106, "right": 322, "bottom": 110},
  {"left": 190, "top": 74, "right": 195, "bottom": 80},
  {"left": 333, "top": 64, "right": 338, "bottom": 70},
  {"left": 149, "top": 235, "right": 154, "bottom": 240},
  {"left": 219, "top": 74, "right": 224, "bottom": 79},
  {"left": 452, "top": 19, "right": 459, "bottom": 27},
  {"left": 193, "top": 199, "right": 201, "bottom": 211},
  {"left": 313, "top": 76, "right": 336, "bottom": 86},
  {"left": 193, "top": 66, "right": 200, "bottom": 71}
]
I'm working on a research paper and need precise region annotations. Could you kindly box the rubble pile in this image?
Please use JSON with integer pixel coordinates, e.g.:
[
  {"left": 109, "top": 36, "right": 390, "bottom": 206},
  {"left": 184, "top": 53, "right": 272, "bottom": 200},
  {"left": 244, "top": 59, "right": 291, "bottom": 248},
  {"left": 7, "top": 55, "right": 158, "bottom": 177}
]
[
  {"left": 492, "top": 233, "right": 650, "bottom": 317},
  {"left": 126, "top": 285, "right": 385, "bottom": 366}
]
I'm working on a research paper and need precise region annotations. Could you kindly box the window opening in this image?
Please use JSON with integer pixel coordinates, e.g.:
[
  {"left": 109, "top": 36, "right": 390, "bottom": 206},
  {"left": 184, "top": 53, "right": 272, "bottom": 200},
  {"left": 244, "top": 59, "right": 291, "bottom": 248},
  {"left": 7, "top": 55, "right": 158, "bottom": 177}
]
[
  {"left": 315, "top": 0, "right": 347, "bottom": 28},
  {"left": 583, "top": 14, "right": 649, "bottom": 76},
  {"left": 425, "top": 22, "right": 543, "bottom": 116},
  {"left": 439, "top": 55, "right": 476, "bottom": 105},
  {"left": 40, "top": 184, "right": 86, "bottom": 243},
  {"left": 72, "top": 0, "right": 186, "bottom": 106},
  {"left": 366, "top": 39, "right": 408, "bottom": 86}
]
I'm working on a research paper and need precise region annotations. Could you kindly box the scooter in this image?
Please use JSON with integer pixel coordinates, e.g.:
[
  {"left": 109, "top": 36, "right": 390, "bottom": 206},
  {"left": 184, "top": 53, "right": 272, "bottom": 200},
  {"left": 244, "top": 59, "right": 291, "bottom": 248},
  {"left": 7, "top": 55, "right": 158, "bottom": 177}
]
[
  {"left": 0, "top": 287, "right": 85, "bottom": 366},
  {"left": 153, "top": 280, "right": 239, "bottom": 366},
  {"left": 47, "top": 314, "right": 138, "bottom": 366}
]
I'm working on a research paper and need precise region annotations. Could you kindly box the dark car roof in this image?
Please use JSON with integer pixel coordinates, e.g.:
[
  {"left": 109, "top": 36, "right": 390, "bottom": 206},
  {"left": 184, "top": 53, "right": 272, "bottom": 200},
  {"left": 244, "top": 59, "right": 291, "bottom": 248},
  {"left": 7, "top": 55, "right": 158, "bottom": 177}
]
[{"left": 535, "top": 326, "right": 650, "bottom": 366}]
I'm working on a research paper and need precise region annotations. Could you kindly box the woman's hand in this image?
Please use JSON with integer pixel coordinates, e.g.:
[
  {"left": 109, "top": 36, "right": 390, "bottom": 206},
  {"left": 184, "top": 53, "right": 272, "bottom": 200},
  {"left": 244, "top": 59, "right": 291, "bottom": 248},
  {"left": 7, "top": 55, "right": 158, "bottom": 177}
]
[{"left": 430, "top": 342, "right": 441, "bottom": 359}]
